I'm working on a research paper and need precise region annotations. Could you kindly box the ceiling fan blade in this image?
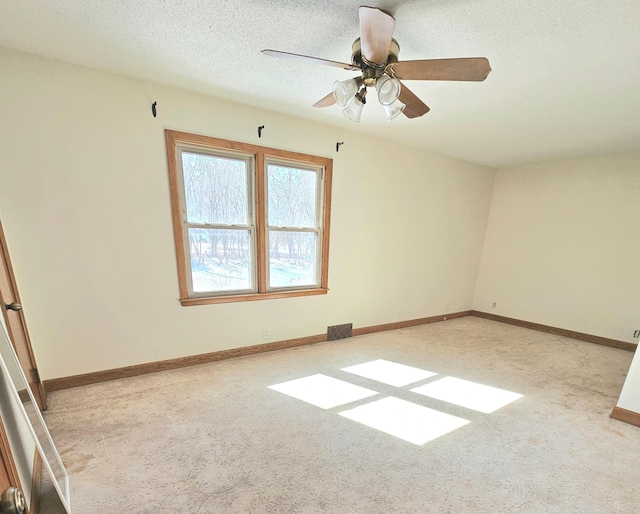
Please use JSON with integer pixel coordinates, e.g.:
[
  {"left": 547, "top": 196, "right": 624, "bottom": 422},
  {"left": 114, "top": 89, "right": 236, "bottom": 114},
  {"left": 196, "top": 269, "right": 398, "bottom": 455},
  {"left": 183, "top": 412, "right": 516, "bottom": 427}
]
[
  {"left": 389, "top": 58, "right": 492, "bottom": 81},
  {"left": 313, "top": 92, "right": 336, "bottom": 108},
  {"left": 359, "top": 6, "right": 396, "bottom": 65},
  {"left": 398, "top": 82, "right": 430, "bottom": 118},
  {"left": 261, "top": 49, "right": 357, "bottom": 70}
]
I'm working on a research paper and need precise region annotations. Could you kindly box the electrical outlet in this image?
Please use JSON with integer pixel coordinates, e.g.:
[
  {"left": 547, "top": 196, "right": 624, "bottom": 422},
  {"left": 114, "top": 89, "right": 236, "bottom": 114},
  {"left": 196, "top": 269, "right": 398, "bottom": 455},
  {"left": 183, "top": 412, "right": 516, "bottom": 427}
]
[
  {"left": 445, "top": 303, "right": 450, "bottom": 311},
  {"left": 634, "top": 330, "right": 640, "bottom": 338},
  {"left": 396, "top": 310, "right": 401, "bottom": 319},
  {"left": 492, "top": 302, "right": 497, "bottom": 308},
  {"left": 262, "top": 328, "right": 269, "bottom": 340}
]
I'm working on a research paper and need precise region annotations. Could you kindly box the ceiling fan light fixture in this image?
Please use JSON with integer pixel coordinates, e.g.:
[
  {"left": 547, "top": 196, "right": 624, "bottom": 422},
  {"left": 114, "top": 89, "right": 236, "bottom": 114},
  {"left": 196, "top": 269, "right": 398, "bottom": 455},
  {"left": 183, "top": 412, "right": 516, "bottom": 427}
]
[
  {"left": 263, "top": 6, "right": 492, "bottom": 121},
  {"left": 376, "top": 75, "right": 401, "bottom": 106},
  {"left": 382, "top": 98, "right": 406, "bottom": 121},
  {"left": 342, "top": 95, "right": 365, "bottom": 123},
  {"left": 332, "top": 78, "right": 361, "bottom": 107}
]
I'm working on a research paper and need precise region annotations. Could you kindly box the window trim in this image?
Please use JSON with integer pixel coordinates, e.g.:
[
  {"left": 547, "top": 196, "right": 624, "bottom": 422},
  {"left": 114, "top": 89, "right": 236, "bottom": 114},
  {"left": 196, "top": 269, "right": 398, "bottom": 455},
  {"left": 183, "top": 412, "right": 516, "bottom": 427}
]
[{"left": 165, "top": 130, "right": 332, "bottom": 306}]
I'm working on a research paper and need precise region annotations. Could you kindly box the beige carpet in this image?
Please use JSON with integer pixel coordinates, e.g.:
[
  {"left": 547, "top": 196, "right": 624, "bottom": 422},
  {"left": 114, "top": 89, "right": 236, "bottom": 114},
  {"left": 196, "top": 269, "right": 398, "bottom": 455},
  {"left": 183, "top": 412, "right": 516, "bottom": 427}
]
[{"left": 43, "top": 317, "right": 639, "bottom": 513}]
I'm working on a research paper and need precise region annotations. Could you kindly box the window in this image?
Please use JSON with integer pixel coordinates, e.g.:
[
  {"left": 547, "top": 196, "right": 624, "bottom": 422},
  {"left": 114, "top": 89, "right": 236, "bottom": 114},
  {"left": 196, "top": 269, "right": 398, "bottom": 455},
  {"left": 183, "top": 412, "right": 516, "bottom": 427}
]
[{"left": 165, "top": 130, "right": 332, "bottom": 305}]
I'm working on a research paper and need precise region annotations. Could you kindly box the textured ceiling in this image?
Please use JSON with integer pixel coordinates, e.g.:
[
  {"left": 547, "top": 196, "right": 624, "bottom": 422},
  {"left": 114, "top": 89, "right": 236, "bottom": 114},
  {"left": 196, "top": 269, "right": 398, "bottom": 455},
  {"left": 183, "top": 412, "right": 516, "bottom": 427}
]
[{"left": 1, "top": 0, "right": 639, "bottom": 167}]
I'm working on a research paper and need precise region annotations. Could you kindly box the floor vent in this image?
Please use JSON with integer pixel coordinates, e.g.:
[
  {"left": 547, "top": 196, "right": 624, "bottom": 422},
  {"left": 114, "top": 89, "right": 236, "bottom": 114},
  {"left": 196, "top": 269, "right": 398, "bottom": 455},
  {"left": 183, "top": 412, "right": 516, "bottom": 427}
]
[{"left": 327, "top": 323, "right": 353, "bottom": 341}]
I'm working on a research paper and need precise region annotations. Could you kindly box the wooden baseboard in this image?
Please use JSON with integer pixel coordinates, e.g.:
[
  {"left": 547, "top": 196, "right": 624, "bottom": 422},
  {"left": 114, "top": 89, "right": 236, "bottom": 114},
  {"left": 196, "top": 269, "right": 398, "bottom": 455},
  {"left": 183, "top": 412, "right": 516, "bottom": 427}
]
[
  {"left": 610, "top": 406, "right": 640, "bottom": 427},
  {"left": 352, "top": 310, "right": 471, "bottom": 337},
  {"left": 471, "top": 311, "right": 637, "bottom": 352},
  {"left": 44, "top": 333, "right": 327, "bottom": 392},
  {"left": 45, "top": 309, "right": 634, "bottom": 393},
  {"left": 44, "top": 311, "right": 469, "bottom": 392}
]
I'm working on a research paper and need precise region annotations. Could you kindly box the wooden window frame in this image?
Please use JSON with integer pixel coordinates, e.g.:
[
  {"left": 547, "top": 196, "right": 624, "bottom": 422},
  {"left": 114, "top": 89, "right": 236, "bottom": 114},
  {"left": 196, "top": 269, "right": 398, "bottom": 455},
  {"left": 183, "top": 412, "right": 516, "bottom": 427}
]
[{"left": 165, "top": 130, "right": 332, "bottom": 306}]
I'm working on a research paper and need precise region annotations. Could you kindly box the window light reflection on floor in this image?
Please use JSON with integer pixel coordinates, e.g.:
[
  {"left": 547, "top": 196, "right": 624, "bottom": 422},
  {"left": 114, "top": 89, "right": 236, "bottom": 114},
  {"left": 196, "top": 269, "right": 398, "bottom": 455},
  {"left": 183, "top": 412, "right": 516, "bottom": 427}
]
[
  {"left": 339, "top": 397, "right": 470, "bottom": 445},
  {"left": 341, "top": 359, "right": 437, "bottom": 387},
  {"left": 268, "top": 373, "right": 378, "bottom": 409},
  {"left": 411, "top": 376, "right": 523, "bottom": 414}
]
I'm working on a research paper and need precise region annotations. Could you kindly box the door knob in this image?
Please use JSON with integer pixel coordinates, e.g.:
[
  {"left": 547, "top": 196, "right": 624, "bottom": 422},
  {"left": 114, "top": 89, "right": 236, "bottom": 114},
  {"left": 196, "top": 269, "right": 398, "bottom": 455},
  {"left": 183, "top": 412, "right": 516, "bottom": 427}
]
[
  {"left": 0, "top": 487, "right": 25, "bottom": 514},
  {"left": 4, "top": 302, "right": 21, "bottom": 312}
]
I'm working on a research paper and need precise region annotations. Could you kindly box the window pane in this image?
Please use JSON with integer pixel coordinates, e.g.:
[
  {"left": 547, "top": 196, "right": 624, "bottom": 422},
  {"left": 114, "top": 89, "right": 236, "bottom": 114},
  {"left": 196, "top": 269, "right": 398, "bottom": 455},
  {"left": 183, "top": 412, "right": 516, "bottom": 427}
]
[
  {"left": 267, "top": 164, "right": 318, "bottom": 228},
  {"left": 268, "top": 231, "right": 317, "bottom": 288},
  {"left": 182, "top": 152, "right": 249, "bottom": 225},
  {"left": 188, "top": 228, "right": 253, "bottom": 292}
]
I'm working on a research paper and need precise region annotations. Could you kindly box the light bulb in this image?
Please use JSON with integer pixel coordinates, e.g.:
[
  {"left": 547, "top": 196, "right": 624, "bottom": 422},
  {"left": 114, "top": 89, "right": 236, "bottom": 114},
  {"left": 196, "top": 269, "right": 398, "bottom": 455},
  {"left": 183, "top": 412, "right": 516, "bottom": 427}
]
[
  {"left": 332, "top": 78, "right": 360, "bottom": 107},
  {"left": 376, "top": 75, "right": 401, "bottom": 106},
  {"left": 343, "top": 96, "right": 365, "bottom": 122},
  {"left": 383, "top": 98, "right": 406, "bottom": 121}
]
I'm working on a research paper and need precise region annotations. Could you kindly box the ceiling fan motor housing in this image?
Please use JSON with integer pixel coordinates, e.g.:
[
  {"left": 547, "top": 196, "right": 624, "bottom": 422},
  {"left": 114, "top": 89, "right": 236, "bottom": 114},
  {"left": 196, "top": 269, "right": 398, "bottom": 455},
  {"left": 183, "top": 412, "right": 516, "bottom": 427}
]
[{"left": 352, "top": 37, "right": 400, "bottom": 86}]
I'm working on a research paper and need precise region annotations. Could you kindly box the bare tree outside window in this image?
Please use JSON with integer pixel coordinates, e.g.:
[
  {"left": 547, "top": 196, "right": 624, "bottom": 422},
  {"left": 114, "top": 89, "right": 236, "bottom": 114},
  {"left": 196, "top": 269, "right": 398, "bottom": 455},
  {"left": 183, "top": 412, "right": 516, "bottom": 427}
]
[
  {"left": 182, "top": 152, "right": 253, "bottom": 292},
  {"left": 267, "top": 164, "right": 319, "bottom": 288}
]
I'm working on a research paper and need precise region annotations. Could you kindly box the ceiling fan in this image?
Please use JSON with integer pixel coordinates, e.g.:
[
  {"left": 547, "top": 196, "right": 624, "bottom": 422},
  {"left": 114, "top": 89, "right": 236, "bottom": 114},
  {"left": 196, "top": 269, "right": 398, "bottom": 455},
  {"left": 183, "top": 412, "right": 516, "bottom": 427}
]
[{"left": 262, "top": 6, "right": 491, "bottom": 122}]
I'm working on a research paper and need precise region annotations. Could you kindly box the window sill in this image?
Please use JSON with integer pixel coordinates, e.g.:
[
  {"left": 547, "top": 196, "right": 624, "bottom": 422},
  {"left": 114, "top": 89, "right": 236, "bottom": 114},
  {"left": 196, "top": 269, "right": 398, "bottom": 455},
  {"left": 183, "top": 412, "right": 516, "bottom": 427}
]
[{"left": 179, "top": 288, "right": 328, "bottom": 306}]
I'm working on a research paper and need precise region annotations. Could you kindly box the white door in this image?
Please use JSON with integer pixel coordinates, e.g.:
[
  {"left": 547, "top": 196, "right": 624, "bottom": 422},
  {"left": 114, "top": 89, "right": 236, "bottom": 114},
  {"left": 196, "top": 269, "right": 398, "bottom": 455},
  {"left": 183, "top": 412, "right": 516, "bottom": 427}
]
[{"left": 0, "top": 323, "right": 71, "bottom": 512}]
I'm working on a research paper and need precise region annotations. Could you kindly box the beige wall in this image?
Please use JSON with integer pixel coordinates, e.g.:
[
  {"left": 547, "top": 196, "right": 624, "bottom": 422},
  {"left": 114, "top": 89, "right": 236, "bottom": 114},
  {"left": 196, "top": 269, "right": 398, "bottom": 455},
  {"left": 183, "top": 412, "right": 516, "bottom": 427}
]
[
  {"left": 0, "top": 48, "right": 496, "bottom": 379},
  {"left": 474, "top": 152, "right": 640, "bottom": 344}
]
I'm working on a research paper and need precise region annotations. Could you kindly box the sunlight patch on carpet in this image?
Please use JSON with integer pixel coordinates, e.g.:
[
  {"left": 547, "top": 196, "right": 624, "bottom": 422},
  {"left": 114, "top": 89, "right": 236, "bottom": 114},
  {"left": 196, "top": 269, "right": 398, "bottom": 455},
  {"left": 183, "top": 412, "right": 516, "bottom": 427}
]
[
  {"left": 341, "top": 359, "right": 437, "bottom": 387},
  {"left": 268, "top": 374, "right": 378, "bottom": 409},
  {"left": 339, "top": 396, "right": 470, "bottom": 445},
  {"left": 411, "top": 376, "right": 523, "bottom": 413}
]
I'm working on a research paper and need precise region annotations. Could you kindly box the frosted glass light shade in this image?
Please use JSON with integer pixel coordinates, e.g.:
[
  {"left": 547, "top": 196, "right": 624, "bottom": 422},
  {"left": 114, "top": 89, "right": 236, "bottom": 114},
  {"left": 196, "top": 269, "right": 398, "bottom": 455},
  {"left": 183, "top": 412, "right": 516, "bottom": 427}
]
[
  {"left": 376, "top": 75, "right": 401, "bottom": 105},
  {"left": 332, "top": 78, "right": 360, "bottom": 107},
  {"left": 383, "top": 98, "right": 406, "bottom": 121},
  {"left": 342, "top": 96, "right": 365, "bottom": 122}
]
